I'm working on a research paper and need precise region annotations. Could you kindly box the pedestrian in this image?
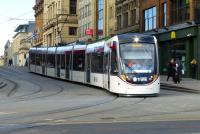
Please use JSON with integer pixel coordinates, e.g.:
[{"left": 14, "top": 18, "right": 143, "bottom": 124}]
[
  {"left": 166, "top": 58, "right": 176, "bottom": 81},
  {"left": 10, "top": 59, "right": 13, "bottom": 66},
  {"left": 176, "top": 59, "right": 183, "bottom": 81},
  {"left": 191, "top": 58, "right": 197, "bottom": 79},
  {"left": 173, "top": 59, "right": 181, "bottom": 84},
  {"left": 8, "top": 59, "right": 12, "bottom": 66}
]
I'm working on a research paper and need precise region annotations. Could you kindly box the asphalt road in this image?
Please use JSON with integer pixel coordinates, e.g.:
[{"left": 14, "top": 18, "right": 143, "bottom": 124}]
[
  {"left": 5, "top": 120, "right": 200, "bottom": 134},
  {"left": 0, "top": 66, "right": 199, "bottom": 134}
]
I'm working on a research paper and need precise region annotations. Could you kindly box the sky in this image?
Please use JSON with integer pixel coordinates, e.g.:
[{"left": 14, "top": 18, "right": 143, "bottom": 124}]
[{"left": 0, "top": 1, "right": 35, "bottom": 56}]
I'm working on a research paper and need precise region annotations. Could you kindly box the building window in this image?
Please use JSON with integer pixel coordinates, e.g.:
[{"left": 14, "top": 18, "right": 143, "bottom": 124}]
[
  {"left": 97, "top": 0, "right": 104, "bottom": 39},
  {"left": 123, "top": 12, "right": 128, "bottom": 28},
  {"left": 162, "top": 3, "right": 167, "bottom": 27},
  {"left": 89, "top": 3, "right": 91, "bottom": 16},
  {"left": 131, "top": 9, "right": 136, "bottom": 25},
  {"left": 70, "top": 0, "right": 77, "bottom": 14},
  {"left": 170, "top": 0, "right": 189, "bottom": 25},
  {"left": 144, "top": 6, "right": 156, "bottom": 31},
  {"left": 85, "top": 5, "right": 88, "bottom": 17},
  {"left": 79, "top": 8, "right": 83, "bottom": 19},
  {"left": 117, "top": 15, "right": 122, "bottom": 30},
  {"left": 69, "top": 27, "right": 77, "bottom": 35},
  {"left": 195, "top": 0, "right": 200, "bottom": 23},
  {"left": 109, "top": 6, "right": 113, "bottom": 18}
]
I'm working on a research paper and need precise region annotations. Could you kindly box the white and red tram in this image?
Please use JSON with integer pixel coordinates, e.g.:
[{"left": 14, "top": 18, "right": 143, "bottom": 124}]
[{"left": 29, "top": 33, "right": 160, "bottom": 96}]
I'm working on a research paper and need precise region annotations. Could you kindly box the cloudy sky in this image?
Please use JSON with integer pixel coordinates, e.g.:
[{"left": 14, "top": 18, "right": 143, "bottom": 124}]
[{"left": 0, "top": 0, "right": 35, "bottom": 56}]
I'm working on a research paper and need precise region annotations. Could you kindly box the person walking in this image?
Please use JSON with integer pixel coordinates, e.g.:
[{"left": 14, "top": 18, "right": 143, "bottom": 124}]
[
  {"left": 166, "top": 58, "right": 176, "bottom": 81},
  {"left": 176, "top": 59, "right": 183, "bottom": 81},
  {"left": 173, "top": 59, "right": 181, "bottom": 83},
  {"left": 191, "top": 58, "right": 197, "bottom": 79},
  {"left": 8, "top": 59, "right": 12, "bottom": 66}
]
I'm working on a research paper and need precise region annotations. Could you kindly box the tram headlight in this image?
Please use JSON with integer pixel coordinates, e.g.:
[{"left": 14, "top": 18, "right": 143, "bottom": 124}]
[
  {"left": 149, "top": 75, "right": 158, "bottom": 81},
  {"left": 134, "top": 37, "right": 139, "bottom": 42},
  {"left": 126, "top": 75, "right": 134, "bottom": 81},
  {"left": 149, "top": 75, "right": 154, "bottom": 81},
  {"left": 133, "top": 77, "right": 138, "bottom": 82},
  {"left": 121, "top": 75, "right": 126, "bottom": 81}
]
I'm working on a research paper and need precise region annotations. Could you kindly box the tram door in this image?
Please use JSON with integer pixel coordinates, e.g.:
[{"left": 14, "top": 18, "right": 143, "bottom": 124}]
[
  {"left": 86, "top": 53, "right": 91, "bottom": 83},
  {"left": 56, "top": 54, "right": 60, "bottom": 77},
  {"left": 103, "top": 51, "right": 110, "bottom": 89}
]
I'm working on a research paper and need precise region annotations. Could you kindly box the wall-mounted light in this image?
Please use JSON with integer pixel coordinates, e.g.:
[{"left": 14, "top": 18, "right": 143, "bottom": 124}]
[{"left": 187, "top": 33, "right": 192, "bottom": 37}]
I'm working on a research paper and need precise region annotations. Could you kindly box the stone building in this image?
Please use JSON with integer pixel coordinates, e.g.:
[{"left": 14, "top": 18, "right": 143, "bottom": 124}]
[
  {"left": 78, "top": 0, "right": 116, "bottom": 41},
  {"left": 0, "top": 56, "right": 4, "bottom": 66},
  {"left": 43, "top": 0, "right": 79, "bottom": 46},
  {"left": 140, "top": 0, "right": 200, "bottom": 79},
  {"left": 4, "top": 40, "right": 11, "bottom": 66},
  {"left": 33, "top": 0, "right": 44, "bottom": 46},
  {"left": 12, "top": 21, "right": 35, "bottom": 66},
  {"left": 115, "top": 0, "right": 140, "bottom": 34}
]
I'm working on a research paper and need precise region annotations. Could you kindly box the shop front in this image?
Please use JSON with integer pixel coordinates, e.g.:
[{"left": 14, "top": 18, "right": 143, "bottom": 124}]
[{"left": 158, "top": 26, "right": 200, "bottom": 79}]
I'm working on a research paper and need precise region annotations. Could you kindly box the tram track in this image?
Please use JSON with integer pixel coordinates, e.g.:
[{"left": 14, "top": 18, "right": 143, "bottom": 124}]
[
  {"left": 0, "top": 78, "right": 18, "bottom": 97},
  {"left": 0, "top": 96, "right": 146, "bottom": 125},
  {"left": 0, "top": 68, "right": 42, "bottom": 99},
  {"left": 2, "top": 95, "right": 200, "bottom": 127},
  {"left": 1, "top": 67, "right": 200, "bottom": 128},
  {"left": 0, "top": 67, "right": 65, "bottom": 101},
  {"left": 43, "top": 97, "right": 147, "bottom": 122},
  {"left": 0, "top": 93, "right": 118, "bottom": 123},
  {"left": 2, "top": 67, "right": 192, "bottom": 125},
  {"left": 0, "top": 67, "right": 119, "bottom": 124},
  {"left": 36, "top": 96, "right": 200, "bottom": 125}
]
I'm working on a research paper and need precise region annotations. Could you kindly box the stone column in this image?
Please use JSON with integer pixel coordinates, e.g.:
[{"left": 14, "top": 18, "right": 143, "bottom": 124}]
[{"left": 190, "top": 0, "right": 195, "bottom": 21}]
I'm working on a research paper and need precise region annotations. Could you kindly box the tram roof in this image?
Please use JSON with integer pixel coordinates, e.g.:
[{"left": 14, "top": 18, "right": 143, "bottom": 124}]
[
  {"left": 29, "top": 47, "right": 47, "bottom": 54},
  {"left": 86, "top": 40, "right": 105, "bottom": 53},
  {"left": 56, "top": 45, "right": 73, "bottom": 54},
  {"left": 47, "top": 47, "right": 56, "bottom": 54},
  {"left": 117, "top": 33, "right": 155, "bottom": 44}
]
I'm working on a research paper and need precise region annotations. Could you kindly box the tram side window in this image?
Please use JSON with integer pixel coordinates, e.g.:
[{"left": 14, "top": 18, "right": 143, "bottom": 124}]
[
  {"left": 61, "top": 54, "right": 65, "bottom": 69},
  {"left": 42, "top": 54, "right": 46, "bottom": 66},
  {"left": 47, "top": 54, "right": 55, "bottom": 68},
  {"left": 36, "top": 54, "right": 42, "bottom": 66},
  {"left": 91, "top": 53, "right": 103, "bottom": 73},
  {"left": 111, "top": 50, "right": 118, "bottom": 75},
  {"left": 30, "top": 53, "right": 35, "bottom": 64},
  {"left": 73, "top": 53, "right": 85, "bottom": 71}
]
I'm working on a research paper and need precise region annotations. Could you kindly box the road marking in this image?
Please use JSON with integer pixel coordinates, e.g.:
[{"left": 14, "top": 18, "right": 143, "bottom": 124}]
[
  {"left": 0, "top": 112, "right": 17, "bottom": 115},
  {"left": 54, "top": 119, "right": 66, "bottom": 123},
  {"left": 44, "top": 118, "right": 54, "bottom": 121}
]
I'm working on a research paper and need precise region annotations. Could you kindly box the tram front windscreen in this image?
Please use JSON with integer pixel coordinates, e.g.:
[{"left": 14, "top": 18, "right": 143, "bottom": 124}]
[{"left": 120, "top": 43, "right": 155, "bottom": 75}]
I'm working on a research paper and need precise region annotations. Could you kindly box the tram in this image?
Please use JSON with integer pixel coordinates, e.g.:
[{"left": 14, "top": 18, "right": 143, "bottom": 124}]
[{"left": 29, "top": 33, "right": 160, "bottom": 96}]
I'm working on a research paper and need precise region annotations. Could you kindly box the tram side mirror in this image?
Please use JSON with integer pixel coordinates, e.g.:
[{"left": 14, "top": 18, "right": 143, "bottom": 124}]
[{"left": 110, "top": 41, "right": 117, "bottom": 50}]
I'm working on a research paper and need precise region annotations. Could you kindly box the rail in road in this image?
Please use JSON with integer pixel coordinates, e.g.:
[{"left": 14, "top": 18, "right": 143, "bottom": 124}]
[{"left": 0, "top": 67, "right": 200, "bottom": 134}]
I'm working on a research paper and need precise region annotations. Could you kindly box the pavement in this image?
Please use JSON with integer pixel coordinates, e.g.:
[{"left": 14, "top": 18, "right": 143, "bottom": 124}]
[{"left": 160, "top": 75, "right": 200, "bottom": 93}]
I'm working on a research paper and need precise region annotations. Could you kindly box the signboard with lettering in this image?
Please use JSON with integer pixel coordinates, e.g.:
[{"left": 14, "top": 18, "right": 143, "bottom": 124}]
[{"left": 85, "top": 28, "right": 93, "bottom": 36}]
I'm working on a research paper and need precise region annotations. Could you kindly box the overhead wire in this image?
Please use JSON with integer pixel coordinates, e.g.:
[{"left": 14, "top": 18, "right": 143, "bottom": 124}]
[{"left": 0, "top": 10, "right": 35, "bottom": 24}]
